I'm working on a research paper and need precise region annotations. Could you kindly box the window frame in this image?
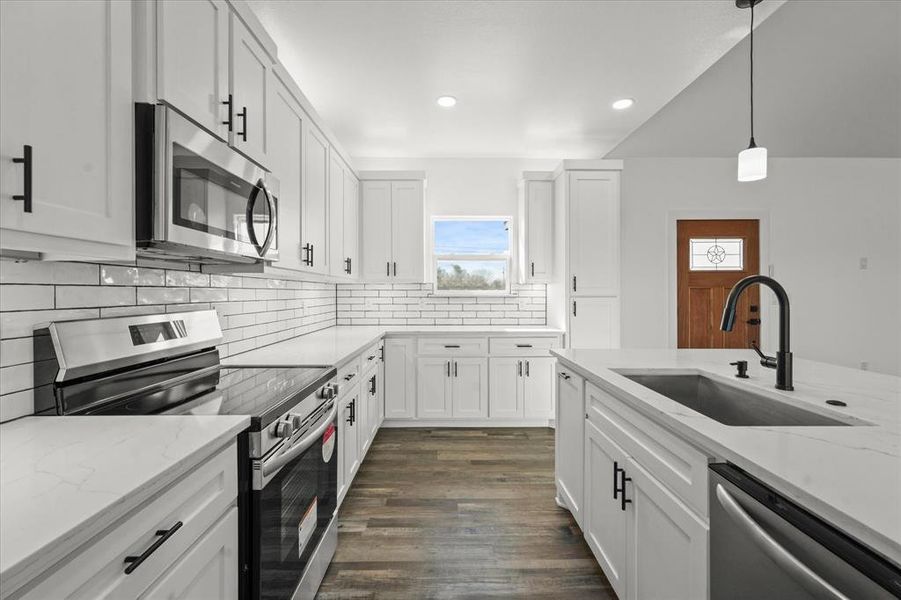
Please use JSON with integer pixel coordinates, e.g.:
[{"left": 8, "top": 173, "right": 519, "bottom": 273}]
[{"left": 431, "top": 216, "right": 514, "bottom": 296}]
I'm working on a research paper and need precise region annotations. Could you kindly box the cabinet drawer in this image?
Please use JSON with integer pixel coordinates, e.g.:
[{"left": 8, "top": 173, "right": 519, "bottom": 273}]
[
  {"left": 337, "top": 356, "right": 361, "bottom": 395},
  {"left": 417, "top": 337, "right": 487, "bottom": 356},
  {"left": 489, "top": 336, "right": 560, "bottom": 356},
  {"left": 585, "top": 382, "right": 710, "bottom": 518},
  {"left": 360, "top": 342, "right": 381, "bottom": 373},
  {"left": 21, "top": 443, "right": 238, "bottom": 600}
]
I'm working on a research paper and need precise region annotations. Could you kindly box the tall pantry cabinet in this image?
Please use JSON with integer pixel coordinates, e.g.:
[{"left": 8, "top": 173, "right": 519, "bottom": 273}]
[{"left": 550, "top": 162, "right": 622, "bottom": 349}]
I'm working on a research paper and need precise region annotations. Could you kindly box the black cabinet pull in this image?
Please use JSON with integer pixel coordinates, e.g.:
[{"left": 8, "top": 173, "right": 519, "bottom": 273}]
[
  {"left": 345, "top": 257, "right": 352, "bottom": 274},
  {"left": 386, "top": 261, "right": 390, "bottom": 276},
  {"left": 237, "top": 106, "right": 248, "bottom": 142},
  {"left": 518, "top": 361, "right": 522, "bottom": 377},
  {"left": 515, "top": 344, "right": 532, "bottom": 348},
  {"left": 446, "top": 361, "right": 450, "bottom": 377},
  {"left": 525, "top": 360, "right": 530, "bottom": 377},
  {"left": 573, "top": 275, "right": 577, "bottom": 292},
  {"left": 369, "top": 375, "right": 376, "bottom": 395},
  {"left": 393, "top": 262, "right": 397, "bottom": 276},
  {"left": 302, "top": 243, "right": 313, "bottom": 266},
  {"left": 531, "top": 262, "right": 535, "bottom": 277},
  {"left": 613, "top": 461, "right": 621, "bottom": 499},
  {"left": 454, "top": 361, "right": 458, "bottom": 377},
  {"left": 348, "top": 399, "right": 355, "bottom": 425},
  {"left": 310, "top": 243, "right": 314, "bottom": 266},
  {"left": 221, "top": 94, "right": 233, "bottom": 131},
  {"left": 620, "top": 469, "right": 632, "bottom": 511},
  {"left": 444, "top": 344, "right": 460, "bottom": 349},
  {"left": 124, "top": 521, "right": 183, "bottom": 574},
  {"left": 572, "top": 300, "right": 577, "bottom": 317},
  {"left": 12, "top": 145, "right": 32, "bottom": 213}
]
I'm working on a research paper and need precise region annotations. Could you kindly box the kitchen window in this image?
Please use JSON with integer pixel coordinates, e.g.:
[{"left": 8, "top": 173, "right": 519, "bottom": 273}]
[{"left": 432, "top": 218, "right": 511, "bottom": 295}]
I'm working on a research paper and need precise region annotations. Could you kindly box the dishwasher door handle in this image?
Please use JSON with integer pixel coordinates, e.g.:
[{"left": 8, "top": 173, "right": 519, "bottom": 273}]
[{"left": 715, "top": 484, "right": 850, "bottom": 600}]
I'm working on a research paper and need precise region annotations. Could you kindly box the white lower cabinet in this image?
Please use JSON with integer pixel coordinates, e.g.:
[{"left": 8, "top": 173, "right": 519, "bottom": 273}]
[
  {"left": 20, "top": 443, "right": 238, "bottom": 600},
  {"left": 584, "top": 420, "right": 629, "bottom": 600},
  {"left": 555, "top": 366, "right": 585, "bottom": 527},
  {"left": 338, "top": 387, "right": 360, "bottom": 503},
  {"left": 489, "top": 357, "right": 554, "bottom": 419},
  {"left": 384, "top": 338, "right": 416, "bottom": 419},
  {"left": 140, "top": 507, "right": 239, "bottom": 600},
  {"left": 416, "top": 357, "right": 487, "bottom": 419},
  {"left": 625, "top": 458, "right": 709, "bottom": 600}
]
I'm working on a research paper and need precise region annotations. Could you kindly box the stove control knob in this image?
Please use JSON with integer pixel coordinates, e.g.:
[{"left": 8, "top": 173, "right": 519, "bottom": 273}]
[
  {"left": 318, "top": 385, "right": 335, "bottom": 400},
  {"left": 273, "top": 419, "right": 294, "bottom": 439},
  {"left": 290, "top": 413, "right": 304, "bottom": 429}
]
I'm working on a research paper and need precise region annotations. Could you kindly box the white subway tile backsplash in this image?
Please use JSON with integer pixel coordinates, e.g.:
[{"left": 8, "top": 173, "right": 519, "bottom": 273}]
[
  {"left": 0, "top": 260, "right": 338, "bottom": 423},
  {"left": 0, "top": 285, "right": 54, "bottom": 311},
  {"left": 336, "top": 282, "right": 546, "bottom": 327}
]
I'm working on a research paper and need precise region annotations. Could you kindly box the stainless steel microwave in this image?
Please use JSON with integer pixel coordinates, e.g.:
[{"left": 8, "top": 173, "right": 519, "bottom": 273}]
[{"left": 135, "top": 103, "right": 279, "bottom": 265}]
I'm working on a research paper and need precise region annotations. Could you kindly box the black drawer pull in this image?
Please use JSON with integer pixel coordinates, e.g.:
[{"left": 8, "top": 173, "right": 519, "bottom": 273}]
[
  {"left": 237, "top": 106, "right": 248, "bottom": 141},
  {"left": 221, "top": 94, "right": 233, "bottom": 131},
  {"left": 515, "top": 344, "right": 532, "bottom": 348},
  {"left": 444, "top": 344, "right": 461, "bottom": 349},
  {"left": 124, "top": 521, "right": 183, "bottom": 574},
  {"left": 12, "top": 145, "right": 32, "bottom": 213}
]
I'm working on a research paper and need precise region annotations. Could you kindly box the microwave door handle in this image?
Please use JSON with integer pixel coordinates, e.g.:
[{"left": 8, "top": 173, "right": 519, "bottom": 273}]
[
  {"left": 714, "top": 484, "right": 849, "bottom": 600},
  {"left": 245, "top": 179, "right": 276, "bottom": 257},
  {"left": 260, "top": 402, "right": 337, "bottom": 483}
]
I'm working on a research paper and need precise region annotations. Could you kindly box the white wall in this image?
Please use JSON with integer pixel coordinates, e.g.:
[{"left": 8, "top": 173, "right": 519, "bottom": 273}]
[
  {"left": 353, "top": 157, "right": 559, "bottom": 219},
  {"left": 620, "top": 157, "right": 901, "bottom": 375}
]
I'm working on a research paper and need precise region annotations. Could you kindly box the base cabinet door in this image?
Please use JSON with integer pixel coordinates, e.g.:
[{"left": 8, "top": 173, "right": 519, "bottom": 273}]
[
  {"left": 522, "top": 357, "right": 554, "bottom": 419},
  {"left": 625, "top": 459, "right": 709, "bottom": 600},
  {"left": 450, "top": 358, "right": 488, "bottom": 418},
  {"left": 384, "top": 338, "right": 415, "bottom": 419},
  {"left": 488, "top": 358, "right": 522, "bottom": 418},
  {"left": 555, "top": 367, "right": 584, "bottom": 526},
  {"left": 338, "top": 392, "right": 359, "bottom": 502},
  {"left": 584, "top": 421, "right": 629, "bottom": 600},
  {"left": 417, "top": 358, "right": 452, "bottom": 418},
  {"left": 140, "top": 507, "right": 238, "bottom": 600}
]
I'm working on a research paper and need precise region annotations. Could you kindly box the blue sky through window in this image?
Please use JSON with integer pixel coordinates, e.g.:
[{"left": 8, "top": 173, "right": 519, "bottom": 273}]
[{"left": 434, "top": 220, "right": 509, "bottom": 255}]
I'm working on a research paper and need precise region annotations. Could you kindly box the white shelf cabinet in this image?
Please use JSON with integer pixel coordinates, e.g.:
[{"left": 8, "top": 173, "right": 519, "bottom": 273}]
[
  {"left": 361, "top": 179, "right": 425, "bottom": 282},
  {"left": 519, "top": 178, "right": 554, "bottom": 282},
  {"left": 0, "top": 0, "right": 135, "bottom": 262}
]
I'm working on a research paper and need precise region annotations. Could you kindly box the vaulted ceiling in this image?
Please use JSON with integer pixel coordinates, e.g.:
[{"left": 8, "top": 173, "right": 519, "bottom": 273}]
[{"left": 248, "top": 0, "right": 784, "bottom": 159}]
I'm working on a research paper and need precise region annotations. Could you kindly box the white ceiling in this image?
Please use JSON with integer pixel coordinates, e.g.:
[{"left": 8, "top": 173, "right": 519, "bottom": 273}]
[
  {"left": 248, "top": 0, "right": 784, "bottom": 159},
  {"left": 607, "top": 0, "right": 901, "bottom": 158}
]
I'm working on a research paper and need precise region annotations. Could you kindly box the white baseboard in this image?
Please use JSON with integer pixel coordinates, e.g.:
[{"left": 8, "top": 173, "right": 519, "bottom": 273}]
[{"left": 381, "top": 418, "right": 553, "bottom": 428}]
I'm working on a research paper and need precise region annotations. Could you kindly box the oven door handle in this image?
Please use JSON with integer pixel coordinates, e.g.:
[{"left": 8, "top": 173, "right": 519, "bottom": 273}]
[
  {"left": 714, "top": 484, "right": 849, "bottom": 600},
  {"left": 261, "top": 403, "right": 337, "bottom": 480},
  {"left": 245, "top": 179, "right": 277, "bottom": 258}
]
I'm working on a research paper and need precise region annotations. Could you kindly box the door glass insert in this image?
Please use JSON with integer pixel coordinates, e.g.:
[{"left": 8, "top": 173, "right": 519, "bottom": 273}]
[{"left": 689, "top": 237, "right": 744, "bottom": 271}]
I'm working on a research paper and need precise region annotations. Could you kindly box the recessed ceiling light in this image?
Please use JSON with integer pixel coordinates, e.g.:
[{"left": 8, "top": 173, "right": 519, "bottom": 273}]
[
  {"left": 436, "top": 95, "right": 457, "bottom": 108},
  {"left": 612, "top": 98, "right": 634, "bottom": 110}
]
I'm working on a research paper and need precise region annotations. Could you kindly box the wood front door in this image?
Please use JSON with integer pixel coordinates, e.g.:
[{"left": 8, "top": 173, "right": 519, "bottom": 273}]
[{"left": 677, "top": 220, "right": 760, "bottom": 348}]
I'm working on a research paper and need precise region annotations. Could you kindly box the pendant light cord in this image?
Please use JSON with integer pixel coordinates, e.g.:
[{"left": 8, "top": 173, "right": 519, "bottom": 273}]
[{"left": 750, "top": 2, "right": 756, "bottom": 145}]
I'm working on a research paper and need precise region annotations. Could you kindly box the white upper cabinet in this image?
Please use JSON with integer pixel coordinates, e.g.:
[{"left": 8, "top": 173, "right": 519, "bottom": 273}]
[
  {"left": 390, "top": 180, "right": 425, "bottom": 282},
  {"left": 156, "top": 0, "right": 229, "bottom": 140},
  {"left": 0, "top": 0, "right": 134, "bottom": 262},
  {"left": 303, "top": 122, "right": 330, "bottom": 274},
  {"left": 361, "top": 178, "right": 424, "bottom": 282},
  {"left": 361, "top": 181, "right": 392, "bottom": 280},
  {"left": 521, "top": 179, "right": 554, "bottom": 282},
  {"left": 568, "top": 171, "right": 620, "bottom": 296},
  {"left": 569, "top": 296, "right": 621, "bottom": 350},
  {"left": 267, "top": 73, "right": 304, "bottom": 271},
  {"left": 229, "top": 12, "right": 272, "bottom": 167},
  {"left": 328, "top": 154, "right": 359, "bottom": 279}
]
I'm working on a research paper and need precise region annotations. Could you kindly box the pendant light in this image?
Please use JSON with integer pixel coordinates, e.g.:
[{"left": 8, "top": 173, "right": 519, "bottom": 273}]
[{"left": 737, "top": 0, "right": 767, "bottom": 182}]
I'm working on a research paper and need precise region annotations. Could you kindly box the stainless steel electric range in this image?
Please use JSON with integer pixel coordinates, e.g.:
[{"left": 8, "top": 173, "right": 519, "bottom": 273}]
[{"left": 33, "top": 310, "right": 339, "bottom": 600}]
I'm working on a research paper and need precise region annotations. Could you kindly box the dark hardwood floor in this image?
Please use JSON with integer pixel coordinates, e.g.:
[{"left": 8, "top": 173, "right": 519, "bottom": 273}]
[{"left": 316, "top": 428, "right": 615, "bottom": 599}]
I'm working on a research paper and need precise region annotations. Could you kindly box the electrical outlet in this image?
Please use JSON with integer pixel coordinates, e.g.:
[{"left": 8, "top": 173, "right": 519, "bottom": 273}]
[
  {"left": 859, "top": 257, "right": 868, "bottom": 270},
  {"left": 860, "top": 361, "right": 869, "bottom": 371}
]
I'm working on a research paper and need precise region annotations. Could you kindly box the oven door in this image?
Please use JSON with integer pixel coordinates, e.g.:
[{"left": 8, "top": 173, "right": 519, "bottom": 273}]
[
  {"left": 250, "top": 402, "right": 338, "bottom": 600},
  {"left": 159, "top": 106, "right": 279, "bottom": 262}
]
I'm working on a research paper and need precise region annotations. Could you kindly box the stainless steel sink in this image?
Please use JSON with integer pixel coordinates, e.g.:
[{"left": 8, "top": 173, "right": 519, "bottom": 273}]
[{"left": 619, "top": 373, "right": 852, "bottom": 426}]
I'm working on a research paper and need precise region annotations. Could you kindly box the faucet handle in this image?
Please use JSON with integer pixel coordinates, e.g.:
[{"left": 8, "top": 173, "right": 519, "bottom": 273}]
[{"left": 751, "top": 342, "right": 778, "bottom": 369}]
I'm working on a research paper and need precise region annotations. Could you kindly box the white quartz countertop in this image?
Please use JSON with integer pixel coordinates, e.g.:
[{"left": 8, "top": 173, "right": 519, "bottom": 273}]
[
  {"left": 0, "top": 415, "right": 249, "bottom": 595},
  {"left": 551, "top": 348, "right": 901, "bottom": 565},
  {"left": 223, "top": 325, "right": 564, "bottom": 369}
]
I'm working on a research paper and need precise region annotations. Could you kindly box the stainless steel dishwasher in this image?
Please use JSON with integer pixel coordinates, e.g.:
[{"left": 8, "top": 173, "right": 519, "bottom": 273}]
[{"left": 709, "top": 463, "right": 901, "bottom": 599}]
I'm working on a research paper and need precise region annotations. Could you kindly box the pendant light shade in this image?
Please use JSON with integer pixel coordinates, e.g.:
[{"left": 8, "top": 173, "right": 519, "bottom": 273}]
[
  {"left": 737, "top": 0, "right": 767, "bottom": 182},
  {"left": 738, "top": 141, "right": 767, "bottom": 182}
]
